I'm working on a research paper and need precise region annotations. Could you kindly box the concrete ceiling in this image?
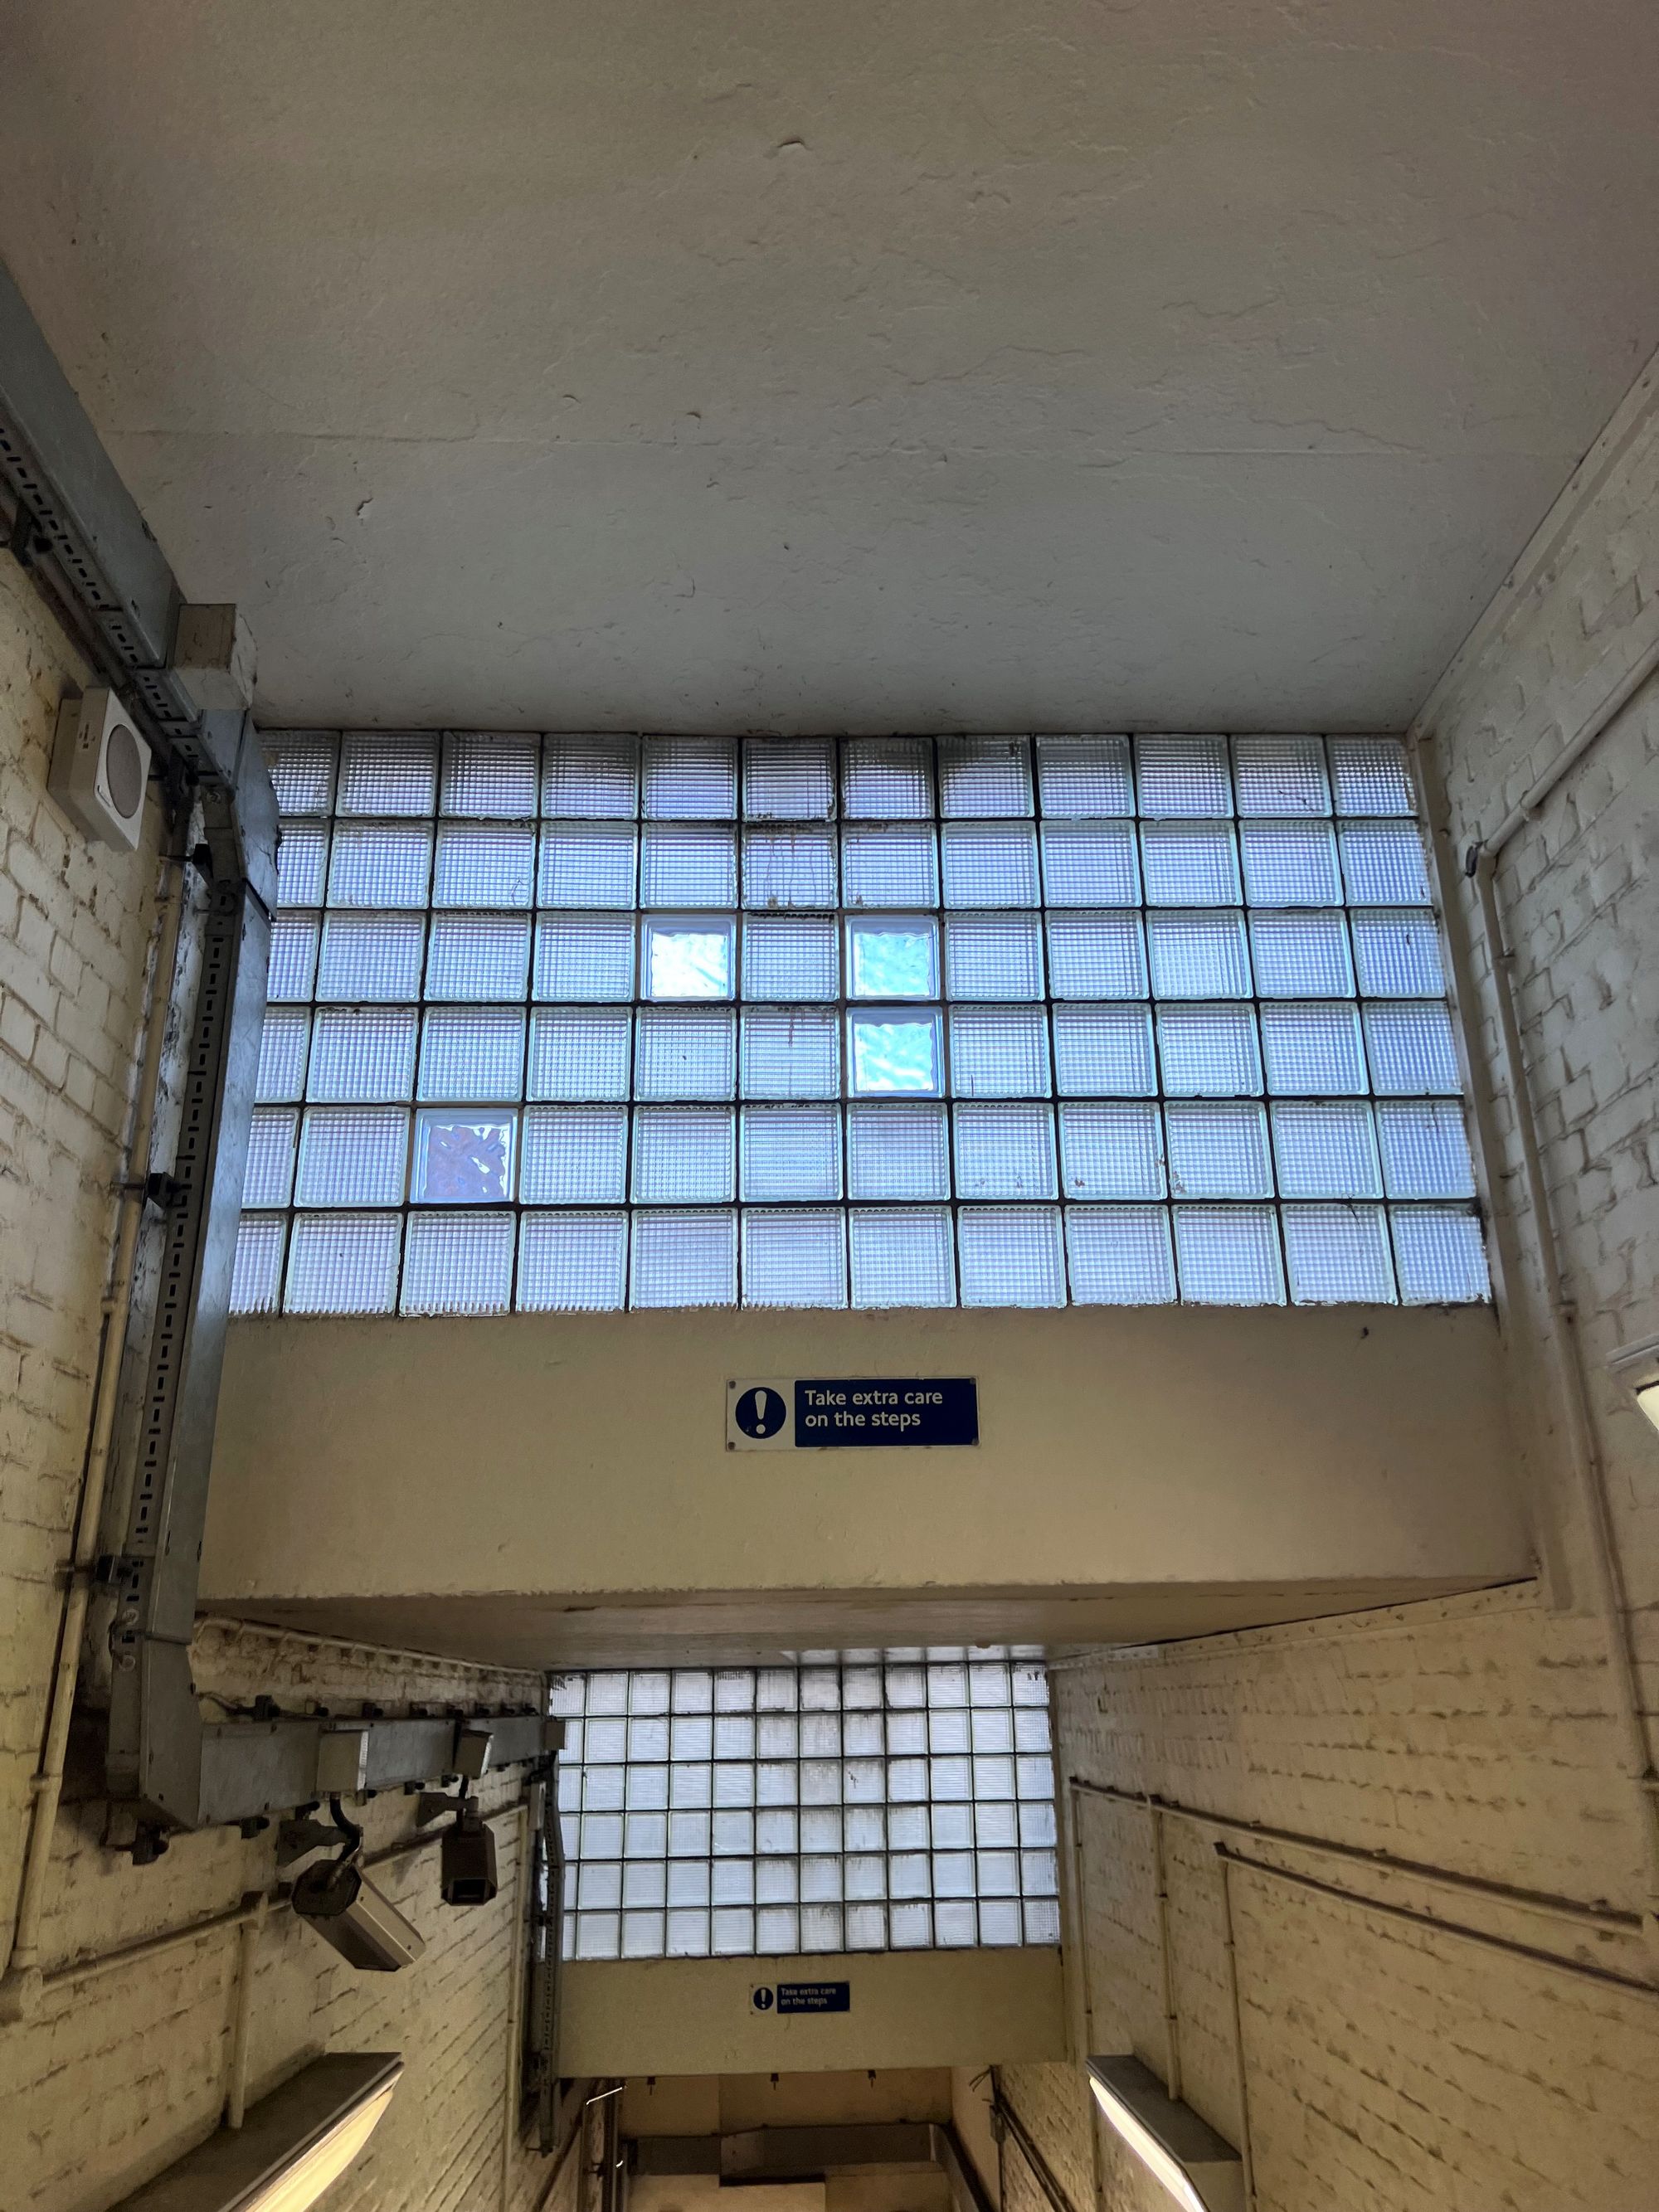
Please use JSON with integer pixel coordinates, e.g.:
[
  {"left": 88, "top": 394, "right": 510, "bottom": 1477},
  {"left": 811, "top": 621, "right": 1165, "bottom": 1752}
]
[{"left": 2, "top": 2, "right": 1656, "bottom": 735}]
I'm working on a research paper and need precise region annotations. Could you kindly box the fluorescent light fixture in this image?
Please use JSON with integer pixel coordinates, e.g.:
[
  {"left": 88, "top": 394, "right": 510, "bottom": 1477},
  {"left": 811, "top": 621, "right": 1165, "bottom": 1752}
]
[
  {"left": 1609, "top": 1336, "right": 1659, "bottom": 1434},
  {"left": 1086, "top": 2056, "right": 1244, "bottom": 2212},
  {"left": 113, "top": 2053, "right": 401, "bottom": 2212}
]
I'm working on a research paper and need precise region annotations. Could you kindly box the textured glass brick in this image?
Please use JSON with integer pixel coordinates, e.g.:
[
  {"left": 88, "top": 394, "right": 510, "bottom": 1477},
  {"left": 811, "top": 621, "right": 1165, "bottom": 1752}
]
[
  {"left": 266, "top": 916, "right": 320, "bottom": 1002},
  {"left": 741, "top": 1009, "right": 840, "bottom": 1098},
  {"left": 1363, "top": 1002, "right": 1461, "bottom": 1094},
  {"left": 522, "top": 1106, "right": 630, "bottom": 1203},
  {"left": 630, "top": 1210, "right": 738, "bottom": 1305},
  {"left": 401, "top": 1209, "right": 514, "bottom": 1313},
  {"left": 295, "top": 1106, "right": 409, "bottom": 1206},
  {"left": 742, "top": 737, "right": 835, "bottom": 819},
  {"left": 944, "top": 916, "right": 1044, "bottom": 999},
  {"left": 1340, "top": 822, "right": 1430, "bottom": 904},
  {"left": 640, "top": 825, "right": 737, "bottom": 907},
  {"left": 1248, "top": 911, "right": 1355, "bottom": 997},
  {"left": 528, "top": 1008, "right": 633, "bottom": 1101},
  {"left": 263, "top": 731, "right": 337, "bottom": 814},
  {"left": 1260, "top": 1003, "right": 1368, "bottom": 1095},
  {"left": 432, "top": 822, "right": 536, "bottom": 907},
  {"left": 1375, "top": 1101, "right": 1477, "bottom": 1198},
  {"left": 417, "top": 1007, "right": 525, "bottom": 1101},
  {"left": 954, "top": 1103, "right": 1058, "bottom": 1198},
  {"left": 1271, "top": 1101, "right": 1382, "bottom": 1198},
  {"left": 308, "top": 1008, "right": 418, "bottom": 1101},
  {"left": 642, "top": 737, "right": 737, "bottom": 819},
  {"left": 842, "top": 824, "right": 939, "bottom": 906},
  {"left": 243, "top": 1109, "right": 298, "bottom": 1208},
  {"left": 518, "top": 1212, "right": 628, "bottom": 1310},
  {"left": 440, "top": 732, "right": 540, "bottom": 817},
  {"left": 938, "top": 736, "right": 1033, "bottom": 817},
  {"left": 1350, "top": 909, "right": 1445, "bottom": 996},
  {"left": 538, "top": 823, "right": 637, "bottom": 907},
  {"left": 1039, "top": 823, "right": 1141, "bottom": 905},
  {"left": 742, "top": 1210, "right": 847, "bottom": 1305},
  {"left": 1146, "top": 910, "right": 1251, "bottom": 998},
  {"left": 542, "top": 735, "right": 639, "bottom": 818},
  {"left": 957, "top": 1207, "right": 1065, "bottom": 1306},
  {"left": 635, "top": 1008, "right": 737, "bottom": 1099},
  {"left": 847, "top": 1103, "right": 950, "bottom": 1199},
  {"left": 275, "top": 822, "right": 328, "bottom": 907},
  {"left": 337, "top": 732, "right": 439, "bottom": 815},
  {"left": 315, "top": 914, "right": 424, "bottom": 1001},
  {"left": 1058, "top": 1101, "right": 1165, "bottom": 1198},
  {"left": 1141, "top": 821, "right": 1241, "bottom": 904},
  {"left": 1157, "top": 1005, "right": 1262, "bottom": 1096},
  {"left": 1136, "top": 734, "right": 1232, "bottom": 815},
  {"left": 849, "top": 1209, "right": 955, "bottom": 1306},
  {"left": 742, "top": 916, "right": 838, "bottom": 1000},
  {"left": 1052, "top": 1005, "right": 1156, "bottom": 1096},
  {"left": 1283, "top": 1204, "right": 1396, "bottom": 1304},
  {"left": 1232, "top": 735, "right": 1331, "bottom": 817},
  {"left": 255, "top": 1009, "right": 310, "bottom": 1102},
  {"left": 948, "top": 1007, "right": 1049, "bottom": 1098},
  {"left": 1391, "top": 1206, "right": 1490, "bottom": 1302},
  {"left": 743, "top": 827, "right": 837, "bottom": 908},
  {"left": 1065, "top": 1205, "right": 1175, "bottom": 1303},
  {"left": 285, "top": 1212, "right": 401, "bottom": 1313},
  {"left": 1034, "top": 735, "right": 1134, "bottom": 816},
  {"left": 1239, "top": 821, "right": 1341, "bottom": 905},
  {"left": 741, "top": 1106, "right": 843, "bottom": 1200},
  {"left": 633, "top": 1107, "right": 736, "bottom": 1203},
  {"left": 328, "top": 824, "right": 433, "bottom": 907},
  {"left": 849, "top": 1011, "right": 943, "bottom": 1096},
  {"left": 1165, "top": 1101, "right": 1272, "bottom": 1198},
  {"left": 1330, "top": 735, "right": 1413, "bottom": 815},
  {"left": 229, "top": 1214, "right": 286, "bottom": 1315},
  {"left": 425, "top": 913, "right": 531, "bottom": 1001},
  {"left": 843, "top": 737, "right": 933, "bottom": 817},
  {"left": 410, "top": 1109, "right": 516, "bottom": 1203},
  {"left": 1173, "top": 1206, "right": 1285, "bottom": 1304},
  {"left": 1045, "top": 912, "right": 1147, "bottom": 999},
  {"left": 941, "top": 822, "right": 1040, "bottom": 906}
]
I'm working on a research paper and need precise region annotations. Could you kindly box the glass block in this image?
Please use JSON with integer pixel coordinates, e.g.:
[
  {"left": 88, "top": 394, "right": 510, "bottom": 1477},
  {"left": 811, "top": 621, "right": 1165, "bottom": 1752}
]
[
  {"left": 1272, "top": 1101, "right": 1382, "bottom": 1198},
  {"left": 542, "top": 735, "right": 639, "bottom": 819},
  {"left": 1053, "top": 1005, "right": 1156, "bottom": 1096},
  {"left": 644, "top": 918, "right": 735, "bottom": 999},
  {"left": 421, "top": 913, "right": 530, "bottom": 1002},
  {"left": 1260, "top": 1004, "right": 1368, "bottom": 1095},
  {"left": 285, "top": 1213, "right": 401, "bottom": 1313},
  {"left": 266, "top": 916, "right": 320, "bottom": 1002},
  {"left": 1034, "top": 735, "right": 1134, "bottom": 816},
  {"left": 417, "top": 1007, "right": 524, "bottom": 1101},
  {"left": 1156, "top": 1005, "right": 1262, "bottom": 1096},
  {"left": 743, "top": 826, "right": 837, "bottom": 909},
  {"left": 955, "top": 1104, "right": 1058, "bottom": 1198},
  {"left": 263, "top": 731, "right": 337, "bottom": 814},
  {"left": 640, "top": 825, "right": 737, "bottom": 907},
  {"left": 642, "top": 736, "right": 737, "bottom": 819},
  {"left": 309, "top": 1008, "right": 418, "bottom": 1101},
  {"left": 945, "top": 916, "right": 1043, "bottom": 1000},
  {"left": 636, "top": 1008, "right": 737, "bottom": 1100},
  {"left": 630, "top": 1211, "right": 737, "bottom": 1305},
  {"left": 1141, "top": 821, "right": 1241, "bottom": 904},
  {"left": 531, "top": 915, "right": 634, "bottom": 1002},
  {"left": 518, "top": 1212, "right": 628, "bottom": 1310},
  {"left": 957, "top": 1208, "right": 1065, "bottom": 1307},
  {"left": 1239, "top": 821, "right": 1341, "bottom": 905},
  {"left": 842, "top": 824, "right": 939, "bottom": 907},
  {"left": 315, "top": 913, "right": 424, "bottom": 1002},
  {"left": 1146, "top": 911, "right": 1251, "bottom": 998},
  {"left": 1330, "top": 735, "right": 1413, "bottom": 816},
  {"left": 522, "top": 1106, "right": 629, "bottom": 1203},
  {"left": 843, "top": 737, "right": 933, "bottom": 817},
  {"left": 941, "top": 823, "right": 1040, "bottom": 907},
  {"left": 256, "top": 1009, "right": 310, "bottom": 1101},
  {"left": 1283, "top": 1204, "right": 1396, "bottom": 1304},
  {"left": 295, "top": 1106, "right": 409, "bottom": 1205},
  {"left": 432, "top": 822, "right": 536, "bottom": 907},
  {"left": 1364, "top": 1003, "right": 1461, "bottom": 1094},
  {"left": 938, "top": 736, "right": 1033, "bottom": 817},
  {"left": 848, "top": 918, "right": 938, "bottom": 999},
  {"left": 411, "top": 1110, "right": 516, "bottom": 1203},
  {"left": 1065, "top": 1206, "right": 1176, "bottom": 1304},
  {"left": 1340, "top": 823, "right": 1430, "bottom": 905},
  {"left": 1045, "top": 912, "right": 1147, "bottom": 999},
  {"left": 1136, "top": 734, "right": 1233, "bottom": 815},
  {"left": 741, "top": 1009, "right": 840, "bottom": 1098},
  {"left": 948, "top": 1007, "right": 1049, "bottom": 1098},
  {"left": 275, "top": 822, "right": 328, "bottom": 907},
  {"left": 229, "top": 1214, "right": 285, "bottom": 1315},
  {"left": 336, "top": 732, "right": 439, "bottom": 815},
  {"left": 574, "top": 1913, "right": 620, "bottom": 1959},
  {"left": 538, "top": 823, "right": 637, "bottom": 907},
  {"left": 440, "top": 731, "right": 540, "bottom": 817},
  {"left": 1058, "top": 1101, "right": 1165, "bottom": 1198},
  {"left": 1039, "top": 822, "right": 1140, "bottom": 906},
  {"left": 1165, "top": 1102, "right": 1273, "bottom": 1198},
  {"left": 742, "top": 1210, "right": 848, "bottom": 1306},
  {"left": 742, "top": 736, "right": 835, "bottom": 819},
  {"left": 401, "top": 1210, "right": 514, "bottom": 1313},
  {"left": 243, "top": 1109, "right": 298, "bottom": 1208},
  {"left": 632, "top": 1107, "right": 736, "bottom": 1203},
  {"left": 528, "top": 1009, "right": 633, "bottom": 1101},
  {"left": 1248, "top": 911, "right": 1355, "bottom": 997},
  {"left": 743, "top": 916, "right": 838, "bottom": 1000},
  {"left": 1350, "top": 909, "right": 1445, "bottom": 997},
  {"left": 1391, "top": 1206, "right": 1491, "bottom": 1302},
  {"left": 741, "top": 1106, "right": 843, "bottom": 1199},
  {"left": 847, "top": 1103, "right": 950, "bottom": 1198},
  {"left": 849, "top": 1209, "right": 955, "bottom": 1306},
  {"left": 849, "top": 1011, "right": 943, "bottom": 1096},
  {"left": 327, "top": 823, "right": 433, "bottom": 907},
  {"left": 1376, "top": 1101, "right": 1477, "bottom": 1198},
  {"left": 1173, "top": 1206, "right": 1285, "bottom": 1304},
  {"left": 1232, "top": 735, "right": 1331, "bottom": 817}
]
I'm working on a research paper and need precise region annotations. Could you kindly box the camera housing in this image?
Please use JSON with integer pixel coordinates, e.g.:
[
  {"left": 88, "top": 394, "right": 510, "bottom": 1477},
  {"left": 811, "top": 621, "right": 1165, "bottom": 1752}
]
[
  {"left": 440, "top": 1807, "right": 499, "bottom": 1907},
  {"left": 291, "top": 1856, "right": 427, "bottom": 1971}
]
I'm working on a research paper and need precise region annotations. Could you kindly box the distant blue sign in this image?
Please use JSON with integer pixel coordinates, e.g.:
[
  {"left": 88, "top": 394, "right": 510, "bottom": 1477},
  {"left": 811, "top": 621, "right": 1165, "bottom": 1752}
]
[
  {"left": 778, "top": 1981, "right": 851, "bottom": 2014},
  {"left": 794, "top": 1378, "right": 977, "bottom": 1448}
]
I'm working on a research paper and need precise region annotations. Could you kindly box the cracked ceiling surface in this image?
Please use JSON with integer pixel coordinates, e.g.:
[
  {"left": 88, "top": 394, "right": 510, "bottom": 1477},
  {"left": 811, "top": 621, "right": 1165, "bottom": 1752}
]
[{"left": 2, "top": 2, "right": 1656, "bottom": 732}]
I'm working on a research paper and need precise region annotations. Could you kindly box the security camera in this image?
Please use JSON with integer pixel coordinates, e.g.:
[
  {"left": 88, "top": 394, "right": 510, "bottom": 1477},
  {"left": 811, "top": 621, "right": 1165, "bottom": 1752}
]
[
  {"left": 292, "top": 1855, "right": 426, "bottom": 1971},
  {"left": 440, "top": 1805, "right": 499, "bottom": 1907}
]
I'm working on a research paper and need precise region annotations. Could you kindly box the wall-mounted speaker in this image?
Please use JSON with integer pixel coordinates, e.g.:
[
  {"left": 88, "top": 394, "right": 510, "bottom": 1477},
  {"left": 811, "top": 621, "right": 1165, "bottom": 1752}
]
[{"left": 48, "top": 688, "right": 150, "bottom": 852}]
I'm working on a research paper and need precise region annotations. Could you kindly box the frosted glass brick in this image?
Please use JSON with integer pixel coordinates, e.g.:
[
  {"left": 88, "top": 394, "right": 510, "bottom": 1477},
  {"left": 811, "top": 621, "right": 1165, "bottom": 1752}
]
[
  {"left": 1350, "top": 909, "right": 1445, "bottom": 996},
  {"left": 640, "top": 825, "right": 737, "bottom": 906},
  {"left": 938, "top": 736, "right": 1033, "bottom": 817},
  {"left": 1146, "top": 911, "right": 1251, "bottom": 998},
  {"left": 295, "top": 1107, "right": 409, "bottom": 1206},
  {"left": 941, "top": 823, "right": 1040, "bottom": 907},
  {"left": 308, "top": 1009, "right": 418, "bottom": 1101},
  {"left": 741, "top": 1009, "right": 840, "bottom": 1098},
  {"left": 1232, "top": 735, "right": 1331, "bottom": 816},
  {"left": 642, "top": 736, "right": 737, "bottom": 819},
  {"left": 945, "top": 916, "right": 1044, "bottom": 999},
  {"left": 849, "top": 1209, "right": 955, "bottom": 1306},
  {"left": 1156, "top": 1005, "right": 1262, "bottom": 1096},
  {"left": 1363, "top": 1002, "right": 1461, "bottom": 1094},
  {"left": 229, "top": 1215, "right": 285, "bottom": 1315},
  {"left": 1058, "top": 1101, "right": 1165, "bottom": 1198},
  {"left": 1039, "top": 823, "right": 1140, "bottom": 905},
  {"left": 1173, "top": 1207, "right": 1285, "bottom": 1304},
  {"left": 742, "top": 916, "right": 838, "bottom": 999},
  {"left": 432, "top": 823, "right": 536, "bottom": 907},
  {"left": 315, "top": 914, "right": 424, "bottom": 1001},
  {"left": 255, "top": 1009, "right": 310, "bottom": 1101},
  {"left": 328, "top": 823, "right": 432, "bottom": 907},
  {"left": 743, "top": 736, "right": 835, "bottom": 819},
  {"left": 630, "top": 1212, "right": 738, "bottom": 1304},
  {"left": 741, "top": 1106, "right": 843, "bottom": 1199},
  {"left": 1330, "top": 735, "right": 1413, "bottom": 815},
  {"left": 275, "top": 822, "right": 328, "bottom": 907},
  {"left": 1034, "top": 735, "right": 1134, "bottom": 816},
  {"left": 1391, "top": 1206, "right": 1491, "bottom": 1302},
  {"left": 1340, "top": 822, "right": 1430, "bottom": 904},
  {"left": 948, "top": 1008, "right": 1050, "bottom": 1098},
  {"left": 847, "top": 1103, "right": 950, "bottom": 1198},
  {"left": 849, "top": 1011, "right": 943, "bottom": 1096},
  {"left": 440, "top": 732, "right": 540, "bottom": 817},
  {"left": 1248, "top": 911, "right": 1355, "bottom": 997},
  {"left": 336, "top": 732, "right": 438, "bottom": 815},
  {"left": 538, "top": 824, "right": 637, "bottom": 907},
  {"left": 1165, "top": 1102, "right": 1272, "bottom": 1198},
  {"left": 1046, "top": 912, "right": 1147, "bottom": 999},
  {"left": 417, "top": 1008, "right": 525, "bottom": 1101},
  {"left": 743, "top": 827, "right": 837, "bottom": 908},
  {"left": 635, "top": 1008, "right": 737, "bottom": 1099},
  {"left": 1136, "top": 734, "right": 1232, "bottom": 815},
  {"left": 1376, "top": 1101, "right": 1477, "bottom": 1198},
  {"left": 533, "top": 916, "right": 635, "bottom": 1002},
  {"left": 1271, "top": 1101, "right": 1382, "bottom": 1198},
  {"left": 522, "top": 1106, "right": 629, "bottom": 1203},
  {"left": 401, "top": 1210, "right": 514, "bottom": 1313},
  {"left": 542, "top": 735, "right": 639, "bottom": 818},
  {"left": 410, "top": 1110, "right": 516, "bottom": 1203},
  {"left": 1239, "top": 821, "right": 1341, "bottom": 904},
  {"left": 1283, "top": 1204, "right": 1396, "bottom": 1304},
  {"left": 263, "top": 731, "right": 336, "bottom": 814},
  {"left": 1052, "top": 1006, "right": 1156, "bottom": 1096},
  {"left": 1260, "top": 1004, "right": 1368, "bottom": 1095},
  {"left": 266, "top": 916, "right": 320, "bottom": 1002},
  {"left": 632, "top": 1107, "right": 736, "bottom": 1203},
  {"left": 954, "top": 1103, "right": 1058, "bottom": 1198},
  {"left": 842, "top": 824, "right": 939, "bottom": 906},
  {"left": 644, "top": 918, "right": 735, "bottom": 999},
  {"left": 285, "top": 1212, "right": 401, "bottom": 1312},
  {"left": 1141, "top": 821, "right": 1241, "bottom": 904},
  {"left": 244, "top": 1110, "right": 298, "bottom": 1208},
  {"left": 843, "top": 737, "right": 933, "bottom": 817},
  {"left": 426, "top": 914, "right": 532, "bottom": 1000},
  {"left": 742, "top": 1210, "right": 847, "bottom": 1305},
  {"left": 518, "top": 1212, "right": 628, "bottom": 1310},
  {"left": 957, "top": 1207, "right": 1064, "bottom": 1306},
  {"left": 848, "top": 918, "right": 939, "bottom": 999},
  {"left": 1065, "top": 1206, "right": 1176, "bottom": 1303},
  {"left": 528, "top": 1009, "right": 633, "bottom": 1101}
]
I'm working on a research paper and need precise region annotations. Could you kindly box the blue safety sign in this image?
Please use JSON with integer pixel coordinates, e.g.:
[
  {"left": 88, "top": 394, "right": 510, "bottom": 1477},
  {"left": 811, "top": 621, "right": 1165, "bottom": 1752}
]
[{"left": 728, "top": 1378, "right": 978, "bottom": 1450}]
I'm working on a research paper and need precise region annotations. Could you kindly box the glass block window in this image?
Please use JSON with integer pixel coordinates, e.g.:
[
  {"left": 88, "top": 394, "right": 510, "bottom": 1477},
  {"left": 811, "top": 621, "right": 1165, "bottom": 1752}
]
[
  {"left": 234, "top": 731, "right": 1488, "bottom": 1313},
  {"left": 548, "top": 1648, "right": 1059, "bottom": 1959}
]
